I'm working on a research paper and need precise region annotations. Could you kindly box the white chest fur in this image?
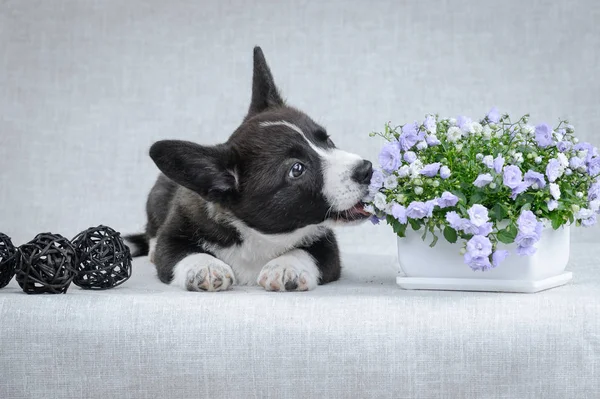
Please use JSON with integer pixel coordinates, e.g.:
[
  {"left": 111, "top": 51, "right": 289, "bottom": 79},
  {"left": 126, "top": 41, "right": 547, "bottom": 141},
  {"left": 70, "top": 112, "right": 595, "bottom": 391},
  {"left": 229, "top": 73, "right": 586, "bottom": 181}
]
[{"left": 202, "top": 220, "right": 330, "bottom": 285}]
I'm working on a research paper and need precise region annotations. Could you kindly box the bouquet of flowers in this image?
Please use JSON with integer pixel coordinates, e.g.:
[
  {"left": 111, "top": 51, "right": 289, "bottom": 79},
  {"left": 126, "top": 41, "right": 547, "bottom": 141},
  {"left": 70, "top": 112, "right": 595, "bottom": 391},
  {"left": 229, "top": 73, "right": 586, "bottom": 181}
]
[{"left": 366, "top": 108, "right": 599, "bottom": 271}]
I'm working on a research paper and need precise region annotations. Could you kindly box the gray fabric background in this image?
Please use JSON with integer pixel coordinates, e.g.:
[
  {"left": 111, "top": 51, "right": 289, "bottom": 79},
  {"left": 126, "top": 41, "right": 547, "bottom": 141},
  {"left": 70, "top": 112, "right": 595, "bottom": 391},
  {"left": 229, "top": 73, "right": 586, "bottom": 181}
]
[
  {"left": 1, "top": 0, "right": 599, "bottom": 251},
  {"left": 1, "top": 1, "right": 599, "bottom": 398}
]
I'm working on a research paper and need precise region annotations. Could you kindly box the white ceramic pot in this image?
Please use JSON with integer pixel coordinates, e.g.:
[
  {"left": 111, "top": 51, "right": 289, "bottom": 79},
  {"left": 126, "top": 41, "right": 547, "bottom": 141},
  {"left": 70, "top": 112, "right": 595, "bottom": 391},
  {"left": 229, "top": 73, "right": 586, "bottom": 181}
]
[{"left": 396, "top": 225, "right": 572, "bottom": 293}]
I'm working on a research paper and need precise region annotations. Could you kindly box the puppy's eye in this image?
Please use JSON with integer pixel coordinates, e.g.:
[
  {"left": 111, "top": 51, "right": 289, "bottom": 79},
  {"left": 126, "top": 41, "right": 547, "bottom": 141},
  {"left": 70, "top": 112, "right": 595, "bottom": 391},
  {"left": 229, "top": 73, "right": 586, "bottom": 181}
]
[{"left": 289, "top": 162, "right": 306, "bottom": 178}]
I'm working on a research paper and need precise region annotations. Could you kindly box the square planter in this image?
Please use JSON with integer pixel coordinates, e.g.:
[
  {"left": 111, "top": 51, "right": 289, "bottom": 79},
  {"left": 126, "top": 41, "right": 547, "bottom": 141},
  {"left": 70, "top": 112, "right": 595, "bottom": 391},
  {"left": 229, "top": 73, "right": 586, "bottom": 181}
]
[{"left": 396, "top": 225, "right": 572, "bottom": 293}]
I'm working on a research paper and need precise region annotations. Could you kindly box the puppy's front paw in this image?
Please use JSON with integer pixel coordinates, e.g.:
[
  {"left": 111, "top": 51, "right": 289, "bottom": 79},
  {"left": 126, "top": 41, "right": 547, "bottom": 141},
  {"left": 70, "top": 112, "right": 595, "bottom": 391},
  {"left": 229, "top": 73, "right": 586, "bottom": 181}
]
[
  {"left": 172, "top": 254, "right": 235, "bottom": 292},
  {"left": 258, "top": 250, "right": 320, "bottom": 292}
]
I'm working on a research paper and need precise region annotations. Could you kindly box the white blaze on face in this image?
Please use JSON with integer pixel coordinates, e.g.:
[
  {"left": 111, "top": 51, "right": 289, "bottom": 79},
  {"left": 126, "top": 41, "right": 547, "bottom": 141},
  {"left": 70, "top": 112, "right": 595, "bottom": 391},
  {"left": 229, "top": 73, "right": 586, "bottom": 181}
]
[{"left": 260, "top": 121, "right": 365, "bottom": 212}]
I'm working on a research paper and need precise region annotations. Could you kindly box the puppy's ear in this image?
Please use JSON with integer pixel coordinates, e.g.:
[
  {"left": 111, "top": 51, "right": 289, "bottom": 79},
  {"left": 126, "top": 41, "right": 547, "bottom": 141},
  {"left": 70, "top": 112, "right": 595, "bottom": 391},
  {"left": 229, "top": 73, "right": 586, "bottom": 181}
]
[
  {"left": 149, "top": 140, "right": 238, "bottom": 203},
  {"left": 245, "top": 46, "right": 284, "bottom": 119}
]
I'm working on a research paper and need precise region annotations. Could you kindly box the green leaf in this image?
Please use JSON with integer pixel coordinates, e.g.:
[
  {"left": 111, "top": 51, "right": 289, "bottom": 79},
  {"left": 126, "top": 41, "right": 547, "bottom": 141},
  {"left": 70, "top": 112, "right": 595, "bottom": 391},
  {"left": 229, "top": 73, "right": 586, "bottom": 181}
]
[
  {"left": 550, "top": 213, "right": 563, "bottom": 230},
  {"left": 409, "top": 219, "right": 421, "bottom": 231},
  {"left": 443, "top": 226, "right": 458, "bottom": 243},
  {"left": 452, "top": 190, "right": 467, "bottom": 204},
  {"left": 497, "top": 223, "right": 518, "bottom": 244},
  {"left": 491, "top": 203, "right": 507, "bottom": 221},
  {"left": 469, "top": 192, "right": 486, "bottom": 205},
  {"left": 521, "top": 203, "right": 532, "bottom": 212},
  {"left": 387, "top": 216, "right": 408, "bottom": 237}
]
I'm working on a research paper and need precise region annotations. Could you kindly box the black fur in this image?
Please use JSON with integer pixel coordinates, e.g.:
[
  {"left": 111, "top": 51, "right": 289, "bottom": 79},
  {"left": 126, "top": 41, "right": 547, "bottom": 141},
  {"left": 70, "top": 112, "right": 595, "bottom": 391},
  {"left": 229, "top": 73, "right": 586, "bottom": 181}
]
[{"left": 130, "top": 46, "right": 371, "bottom": 289}]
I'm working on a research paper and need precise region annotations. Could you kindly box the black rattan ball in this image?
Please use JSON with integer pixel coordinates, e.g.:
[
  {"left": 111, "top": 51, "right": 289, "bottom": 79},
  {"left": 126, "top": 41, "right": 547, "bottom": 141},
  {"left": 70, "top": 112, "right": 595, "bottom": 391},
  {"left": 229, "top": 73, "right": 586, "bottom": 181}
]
[
  {"left": 71, "top": 225, "right": 132, "bottom": 290},
  {"left": 16, "top": 233, "right": 77, "bottom": 294},
  {"left": 0, "top": 233, "right": 19, "bottom": 289}
]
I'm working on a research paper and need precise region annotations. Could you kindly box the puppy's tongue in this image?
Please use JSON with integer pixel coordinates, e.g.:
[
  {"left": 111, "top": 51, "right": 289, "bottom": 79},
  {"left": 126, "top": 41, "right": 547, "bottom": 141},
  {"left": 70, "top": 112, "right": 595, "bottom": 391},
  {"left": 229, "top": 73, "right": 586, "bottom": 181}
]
[{"left": 350, "top": 202, "right": 370, "bottom": 216}]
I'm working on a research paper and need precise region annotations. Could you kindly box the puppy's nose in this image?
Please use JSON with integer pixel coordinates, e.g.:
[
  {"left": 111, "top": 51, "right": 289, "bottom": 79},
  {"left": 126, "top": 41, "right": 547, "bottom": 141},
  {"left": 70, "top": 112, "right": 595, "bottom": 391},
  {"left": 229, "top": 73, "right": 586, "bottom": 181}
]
[{"left": 351, "top": 160, "right": 373, "bottom": 184}]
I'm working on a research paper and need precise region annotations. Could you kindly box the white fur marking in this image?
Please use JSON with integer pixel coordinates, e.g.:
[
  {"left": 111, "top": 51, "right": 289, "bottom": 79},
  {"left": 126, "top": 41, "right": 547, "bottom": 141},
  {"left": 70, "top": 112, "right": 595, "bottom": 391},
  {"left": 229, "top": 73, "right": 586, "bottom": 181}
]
[
  {"left": 202, "top": 219, "right": 328, "bottom": 286},
  {"left": 259, "top": 120, "right": 365, "bottom": 212},
  {"left": 257, "top": 249, "right": 320, "bottom": 291},
  {"left": 171, "top": 253, "right": 235, "bottom": 292},
  {"left": 148, "top": 238, "right": 157, "bottom": 264}
]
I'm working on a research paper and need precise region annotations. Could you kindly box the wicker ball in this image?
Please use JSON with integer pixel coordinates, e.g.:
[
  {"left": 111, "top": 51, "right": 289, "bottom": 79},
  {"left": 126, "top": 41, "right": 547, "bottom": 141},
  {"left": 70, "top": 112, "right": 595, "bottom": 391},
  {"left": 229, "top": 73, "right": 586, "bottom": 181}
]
[
  {"left": 16, "top": 233, "right": 77, "bottom": 294},
  {"left": 0, "top": 233, "right": 19, "bottom": 289},
  {"left": 71, "top": 225, "right": 132, "bottom": 290}
]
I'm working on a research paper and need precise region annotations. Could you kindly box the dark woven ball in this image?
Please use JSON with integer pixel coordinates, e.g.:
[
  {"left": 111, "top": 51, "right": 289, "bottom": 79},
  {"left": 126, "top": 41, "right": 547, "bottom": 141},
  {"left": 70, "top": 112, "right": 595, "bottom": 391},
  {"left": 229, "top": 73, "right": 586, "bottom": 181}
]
[
  {"left": 0, "top": 233, "right": 19, "bottom": 289},
  {"left": 71, "top": 225, "right": 132, "bottom": 290},
  {"left": 16, "top": 233, "right": 77, "bottom": 294}
]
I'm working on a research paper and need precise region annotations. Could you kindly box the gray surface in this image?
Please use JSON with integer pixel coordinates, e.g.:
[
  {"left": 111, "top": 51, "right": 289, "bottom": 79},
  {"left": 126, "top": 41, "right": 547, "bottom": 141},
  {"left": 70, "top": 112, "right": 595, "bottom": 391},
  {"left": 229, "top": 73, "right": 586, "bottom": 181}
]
[
  {"left": 1, "top": 247, "right": 599, "bottom": 398},
  {"left": 1, "top": 1, "right": 600, "bottom": 398}
]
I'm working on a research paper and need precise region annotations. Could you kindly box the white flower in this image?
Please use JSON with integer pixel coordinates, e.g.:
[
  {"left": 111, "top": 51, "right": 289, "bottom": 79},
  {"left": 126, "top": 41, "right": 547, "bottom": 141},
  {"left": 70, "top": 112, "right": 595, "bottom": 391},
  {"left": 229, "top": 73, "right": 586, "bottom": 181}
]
[
  {"left": 576, "top": 192, "right": 584, "bottom": 198},
  {"left": 521, "top": 125, "right": 535, "bottom": 135},
  {"left": 590, "top": 200, "right": 600, "bottom": 213},
  {"left": 448, "top": 118, "right": 457, "bottom": 126},
  {"left": 397, "top": 165, "right": 410, "bottom": 178},
  {"left": 549, "top": 183, "right": 561, "bottom": 200},
  {"left": 373, "top": 192, "right": 387, "bottom": 210},
  {"left": 535, "top": 156, "right": 542, "bottom": 164},
  {"left": 476, "top": 153, "right": 484, "bottom": 161},
  {"left": 396, "top": 194, "right": 406, "bottom": 203},
  {"left": 363, "top": 204, "right": 375, "bottom": 214},
  {"left": 557, "top": 153, "right": 569, "bottom": 168},
  {"left": 513, "top": 152, "right": 524, "bottom": 164},
  {"left": 554, "top": 130, "right": 564, "bottom": 142},
  {"left": 432, "top": 180, "right": 440, "bottom": 187},
  {"left": 384, "top": 202, "right": 394, "bottom": 214},
  {"left": 416, "top": 141, "right": 428, "bottom": 151},
  {"left": 573, "top": 137, "right": 579, "bottom": 144},
  {"left": 565, "top": 168, "right": 573, "bottom": 176},
  {"left": 578, "top": 150, "right": 588, "bottom": 159},
  {"left": 446, "top": 126, "right": 462, "bottom": 143},
  {"left": 384, "top": 175, "right": 398, "bottom": 189},
  {"left": 482, "top": 155, "right": 494, "bottom": 168},
  {"left": 472, "top": 122, "right": 483, "bottom": 135},
  {"left": 455, "top": 144, "right": 464, "bottom": 152},
  {"left": 409, "top": 160, "right": 424, "bottom": 179},
  {"left": 414, "top": 187, "right": 424, "bottom": 195},
  {"left": 482, "top": 125, "right": 492, "bottom": 140},
  {"left": 413, "top": 178, "right": 423, "bottom": 186}
]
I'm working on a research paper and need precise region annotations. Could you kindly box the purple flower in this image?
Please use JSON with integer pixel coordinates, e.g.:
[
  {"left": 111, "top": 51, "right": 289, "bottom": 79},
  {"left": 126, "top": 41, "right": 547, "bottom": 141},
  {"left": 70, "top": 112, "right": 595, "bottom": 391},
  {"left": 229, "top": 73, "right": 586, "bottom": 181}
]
[
  {"left": 569, "top": 157, "right": 585, "bottom": 170},
  {"left": 582, "top": 214, "right": 598, "bottom": 227},
  {"left": 464, "top": 253, "right": 493, "bottom": 271},
  {"left": 546, "top": 159, "right": 562, "bottom": 183},
  {"left": 424, "top": 115, "right": 436, "bottom": 133},
  {"left": 535, "top": 123, "right": 554, "bottom": 148},
  {"left": 574, "top": 142, "right": 595, "bottom": 162},
  {"left": 378, "top": 141, "right": 402, "bottom": 172},
  {"left": 406, "top": 201, "right": 430, "bottom": 219},
  {"left": 440, "top": 165, "right": 451, "bottom": 179},
  {"left": 391, "top": 203, "right": 407, "bottom": 224},
  {"left": 510, "top": 182, "right": 530, "bottom": 200},
  {"left": 467, "top": 204, "right": 489, "bottom": 227},
  {"left": 369, "top": 215, "right": 381, "bottom": 225},
  {"left": 588, "top": 182, "right": 600, "bottom": 201},
  {"left": 473, "top": 173, "right": 494, "bottom": 188},
  {"left": 466, "top": 235, "right": 493, "bottom": 257},
  {"left": 369, "top": 169, "right": 385, "bottom": 190},
  {"left": 460, "top": 220, "right": 481, "bottom": 235},
  {"left": 494, "top": 154, "right": 505, "bottom": 174},
  {"left": 399, "top": 123, "right": 421, "bottom": 151},
  {"left": 457, "top": 115, "right": 472, "bottom": 132},
  {"left": 425, "top": 135, "right": 441, "bottom": 146},
  {"left": 517, "top": 210, "right": 541, "bottom": 235},
  {"left": 425, "top": 200, "right": 437, "bottom": 217},
  {"left": 516, "top": 244, "right": 537, "bottom": 256},
  {"left": 445, "top": 211, "right": 462, "bottom": 230},
  {"left": 503, "top": 165, "right": 523, "bottom": 189},
  {"left": 478, "top": 222, "right": 493, "bottom": 236},
  {"left": 487, "top": 107, "right": 500, "bottom": 123},
  {"left": 547, "top": 199, "right": 559, "bottom": 211},
  {"left": 588, "top": 157, "right": 600, "bottom": 176},
  {"left": 524, "top": 170, "right": 546, "bottom": 189},
  {"left": 492, "top": 250, "right": 510, "bottom": 267},
  {"left": 437, "top": 192, "right": 459, "bottom": 208},
  {"left": 557, "top": 141, "right": 572, "bottom": 152},
  {"left": 419, "top": 162, "right": 442, "bottom": 177},
  {"left": 404, "top": 151, "right": 417, "bottom": 164},
  {"left": 482, "top": 155, "right": 494, "bottom": 169}
]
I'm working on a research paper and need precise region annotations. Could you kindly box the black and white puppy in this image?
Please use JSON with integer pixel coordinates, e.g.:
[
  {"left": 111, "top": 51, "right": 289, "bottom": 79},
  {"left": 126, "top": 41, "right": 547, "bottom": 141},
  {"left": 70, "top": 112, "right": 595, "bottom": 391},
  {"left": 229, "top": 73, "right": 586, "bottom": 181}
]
[{"left": 127, "top": 47, "right": 373, "bottom": 292}]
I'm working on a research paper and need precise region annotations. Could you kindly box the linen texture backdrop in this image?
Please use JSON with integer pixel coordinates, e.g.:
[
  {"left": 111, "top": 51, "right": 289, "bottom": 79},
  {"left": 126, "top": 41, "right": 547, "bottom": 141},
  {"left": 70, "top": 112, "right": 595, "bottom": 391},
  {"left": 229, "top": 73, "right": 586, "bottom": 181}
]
[{"left": 1, "top": 0, "right": 599, "bottom": 254}]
